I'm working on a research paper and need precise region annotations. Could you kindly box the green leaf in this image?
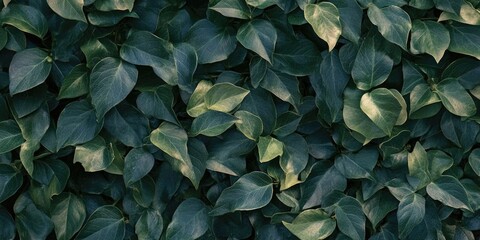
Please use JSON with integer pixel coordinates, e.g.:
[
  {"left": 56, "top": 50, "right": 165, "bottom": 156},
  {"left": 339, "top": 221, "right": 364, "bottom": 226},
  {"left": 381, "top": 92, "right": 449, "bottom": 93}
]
[
  {"left": 81, "top": 38, "right": 118, "bottom": 69},
  {"left": 73, "top": 136, "right": 114, "bottom": 172},
  {"left": 245, "top": 0, "right": 276, "bottom": 8},
  {"left": 360, "top": 88, "right": 405, "bottom": 136},
  {"left": 0, "top": 206, "right": 15, "bottom": 240},
  {"left": 408, "top": 142, "right": 430, "bottom": 187},
  {"left": 58, "top": 64, "right": 89, "bottom": 100},
  {"left": 76, "top": 205, "right": 125, "bottom": 240},
  {"left": 94, "top": 0, "right": 134, "bottom": 11},
  {"left": 135, "top": 209, "right": 163, "bottom": 240},
  {"left": 434, "top": 0, "right": 462, "bottom": 13},
  {"left": 104, "top": 103, "right": 149, "bottom": 148},
  {"left": 335, "top": 196, "right": 366, "bottom": 240},
  {"left": 273, "top": 111, "right": 301, "bottom": 137},
  {"left": 257, "top": 136, "right": 283, "bottom": 163},
  {"left": 0, "top": 4, "right": 48, "bottom": 38},
  {"left": 88, "top": 10, "right": 138, "bottom": 27},
  {"left": 56, "top": 100, "right": 101, "bottom": 150},
  {"left": 0, "top": 120, "right": 24, "bottom": 154},
  {"left": 187, "top": 19, "right": 237, "bottom": 64},
  {"left": 47, "top": 0, "right": 87, "bottom": 23},
  {"left": 187, "top": 80, "right": 213, "bottom": 118},
  {"left": 11, "top": 84, "right": 46, "bottom": 118},
  {"left": 279, "top": 133, "right": 309, "bottom": 190},
  {"left": 410, "top": 20, "right": 450, "bottom": 63},
  {"left": 0, "top": 164, "right": 22, "bottom": 203},
  {"left": 0, "top": 28, "right": 7, "bottom": 51},
  {"left": 272, "top": 38, "right": 321, "bottom": 76},
  {"left": 165, "top": 138, "right": 206, "bottom": 189},
  {"left": 205, "top": 83, "right": 250, "bottom": 113},
  {"left": 409, "top": 83, "right": 441, "bottom": 119},
  {"left": 447, "top": 23, "right": 480, "bottom": 60},
  {"left": 304, "top": 3, "right": 342, "bottom": 51},
  {"left": 50, "top": 193, "right": 86, "bottom": 240},
  {"left": 367, "top": 5, "right": 412, "bottom": 49},
  {"left": 334, "top": 147, "right": 378, "bottom": 180},
  {"left": 123, "top": 148, "right": 154, "bottom": 186},
  {"left": 190, "top": 111, "right": 238, "bottom": 137},
  {"left": 397, "top": 193, "right": 425, "bottom": 239},
  {"left": 210, "top": 0, "right": 252, "bottom": 19},
  {"left": 234, "top": 110, "right": 263, "bottom": 140},
  {"left": 426, "top": 175, "right": 472, "bottom": 211},
  {"left": 352, "top": 32, "right": 394, "bottom": 90},
  {"left": 260, "top": 68, "right": 301, "bottom": 108},
  {"left": 150, "top": 122, "right": 190, "bottom": 163},
  {"left": 137, "top": 85, "right": 178, "bottom": 124},
  {"left": 439, "top": 1, "right": 480, "bottom": 25},
  {"left": 210, "top": 171, "right": 273, "bottom": 216},
  {"left": 90, "top": 57, "right": 138, "bottom": 119},
  {"left": 174, "top": 43, "right": 198, "bottom": 92},
  {"left": 166, "top": 198, "right": 209, "bottom": 240},
  {"left": 330, "top": 0, "right": 362, "bottom": 44},
  {"left": 283, "top": 209, "right": 336, "bottom": 240},
  {"left": 363, "top": 190, "right": 398, "bottom": 228},
  {"left": 434, "top": 78, "right": 476, "bottom": 117},
  {"left": 468, "top": 148, "right": 480, "bottom": 177},
  {"left": 440, "top": 112, "right": 479, "bottom": 150},
  {"left": 8, "top": 48, "right": 52, "bottom": 95},
  {"left": 120, "top": 30, "right": 177, "bottom": 85},
  {"left": 237, "top": 19, "right": 277, "bottom": 63},
  {"left": 14, "top": 193, "right": 54, "bottom": 240}
]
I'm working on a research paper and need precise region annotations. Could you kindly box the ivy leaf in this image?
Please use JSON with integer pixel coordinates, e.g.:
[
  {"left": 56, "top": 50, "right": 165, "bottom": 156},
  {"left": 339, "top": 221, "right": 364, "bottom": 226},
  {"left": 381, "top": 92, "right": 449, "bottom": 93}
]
[
  {"left": 279, "top": 133, "right": 309, "bottom": 190},
  {"left": 410, "top": 20, "right": 450, "bottom": 63},
  {"left": 204, "top": 83, "right": 250, "bottom": 113},
  {"left": 237, "top": 19, "right": 277, "bottom": 63},
  {"left": 47, "top": 0, "right": 87, "bottom": 23},
  {"left": 283, "top": 209, "right": 336, "bottom": 240},
  {"left": 447, "top": 23, "right": 480, "bottom": 60},
  {"left": 0, "top": 164, "right": 23, "bottom": 203},
  {"left": 94, "top": 0, "right": 134, "bottom": 11},
  {"left": 104, "top": 103, "right": 149, "bottom": 148},
  {"left": 150, "top": 122, "right": 190, "bottom": 164},
  {"left": 210, "top": 0, "right": 252, "bottom": 19},
  {"left": 90, "top": 57, "right": 138, "bottom": 119},
  {"left": 14, "top": 193, "right": 54, "bottom": 240},
  {"left": 166, "top": 198, "right": 209, "bottom": 240},
  {"left": 210, "top": 171, "right": 273, "bottom": 216},
  {"left": 397, "top": 193, "right": 425, "bottom": 239},
  {"left": 58, "top": 64, "right": 89, "bottom": 100},
  {"left": 73, "top": 136, "right": 113, "bottom": 172},
  {"left": 136, "top": 85, "right": 178, "bottom": 124},
  {"left": 304, "top": 3, "right": 342, "bottom": 51},
  {"left": 468, "top": 149, "right": 480, "bottom": 177},
  {"left": 190, "top": 111, "right": 238, "bottom": 137},
  {"left": 0, "top": 120, "right": 24, "bottom": 154},
  {"left": 367, "top": 5, "right": 412, "bottom": 50},
  {"left": 234, "top": 110, "right": 263, "bottom": 140},
  {"left": 135, "top": 209, "right": 163, "bottom": 240},
  {"left": 260, "top": 68, "right": 301, "bottom": 109},
  {"left": 0, "top": 4, "right": 48, "bottom": 38},
  {"left": 335, "top": 196, "right": 366, "bottom": 240},
  {"left": 187, "top": 80, "right": 213, "bottom": 118},
  {"left": 123, "top": 148, "right": 154, "bottom": 187},
  {"left": 426, "top": 175, "right": 472, "bottom": 211},
  {"left": 434, "top": 78, "right": 476, "bottom": 117},
  {"left": 257, "top": 136, "right": 283, "bottom": 163},
  {"left": 76, "top": 206, "right": 125, "bottom": 240},
  {"left": 334, "top": 147, "right": 378, "bottom": 180},
  {"left": 330, "top": 0, "right": 362, "bottom": 44},
  {"left": 0, "top": 206, "right": 15, "bottom": 240},
  {"left": 50, "top": 193, "right": 86, "bottom": 240},
  {"left": 9, "top": 48, "right": 52, "bottom": 95},
  {"left": 245, "top": 0, "right": 276, "bottom": 8},
  {"left": 363, "top": 190, "right": 398, "bottom": 228}
]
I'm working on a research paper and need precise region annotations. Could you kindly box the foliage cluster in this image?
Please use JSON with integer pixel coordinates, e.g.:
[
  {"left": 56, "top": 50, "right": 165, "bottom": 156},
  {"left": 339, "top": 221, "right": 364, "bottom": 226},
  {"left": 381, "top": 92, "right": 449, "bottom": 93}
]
[{"left": 1, "top": 0, "right": 480, "bottom": 239}]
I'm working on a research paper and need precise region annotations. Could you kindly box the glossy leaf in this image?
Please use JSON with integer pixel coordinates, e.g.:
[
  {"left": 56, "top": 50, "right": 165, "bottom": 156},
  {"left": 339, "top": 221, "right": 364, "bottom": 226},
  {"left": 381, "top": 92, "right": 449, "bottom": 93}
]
[
  {"left": 47, "top": 0, "right": 87, "bottom": 23},
  {"left": 166, "top": 198, "right": 209, "bottom": 240},
  {"left": 14, "top": 193, "right": 54, "bottom": 240},
  {"left": 283, "top": 209, "right": 336, "bottom": 240},
  {"left": 447, "top": 23, "right": 480, "bottom": 60},
  {"left": 397, "top": 193, "right": 425, "bottom": 239},
  {"left": 137, "top": 85, "right": 178, "bottom": 124},
  {"left": 150, "top": 122, "right": 190, "bottom": 164},
  {"left": 9, "top": 48, "right": 52, "bottom": 95},
  {"left": 234, "top": 110, "right": 263, "bottom": 140},
  {"left": 335, "top": 196, "right": 365, "bottom": 240},
  {"left": 123, "top": 148, "right": 154, "bottom": 186},
  {"left": 0, "top": 4, "right": 48, "bottom": 38},
  {"left": 434, "top": 78, "right": 476, "bottom": 117},
  {"left": 58, "top": 64, "right": 89, "bottom": 100},
  {"left": 0, "top": 120, "right": 24, "bottom": 154},
  {"left": 76, "top": 205, "right": 125, "bottom": 240},
  {"left": 73, "top": 136, "right": 113, "bottom": 172},
  {"left": 304, "top": 3, "right": 341, "bottom": 51},
  {"left": 135, "top": 209, "right": 163, "bottom": 240},
  {"left": 410, "top": 20, "right": 449, "bottom": 63},
  {"left": 367, "top": 5, "right": 411, "bottom": 49},
  {"left": 50, "top": 193, "right": 86, "bottom": 240},
  {"left": 204, "top": 83, "right": 250, "bottom": 113},
  {"left": 237, "top": 19, "right": 277, "bottom": 63},
  {"left": 190, "top": 111, "right": 238, "bottom": 137},
  {"left": 360, "top": 88, "right": 405, "bottom": 135},
  {"left": 426, "top": 175, "right": 472, "bottom": 211},
  {"left": 257, "top": 136, "right": 283, "bottom": 163},
  {"left": 210, "top": 0, "right": 252, "bottom": 19},
  {"left": 0, "top": 164, "right": 22, "bottom": 203}
]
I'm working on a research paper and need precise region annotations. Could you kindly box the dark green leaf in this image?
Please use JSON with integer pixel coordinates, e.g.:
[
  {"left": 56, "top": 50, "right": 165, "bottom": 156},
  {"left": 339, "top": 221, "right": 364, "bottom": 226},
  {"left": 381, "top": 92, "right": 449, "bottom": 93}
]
[
  {"left": 123, "top": 148, "right": 154, "bottom": 186},
  {"left": 104, "top": 103, "right": 149, "bottom": 148},
  {"left": 8, "top": 48, "right": 52, "bottom": 95},
  {"left": 279, "top": 133, "right": 308, "bottom": 190},
  {"left": 367, "top": 5, "right": 412, "bottom": 49},
  {"left": 0, "top": 120, "right": 24, "bottom": 154},
  {"left": 335, "top": 196, "right": 365, "bottom": 240},
  {"left": 90, "top": 57, "right": 138, "bottom": 119},
  {"left": 237, "top": 19, "right": 277, "bottom": 63},
  {"left": 257, "top": 136, "right": 283, "bottom": 163},
  {"left": 135, "top": 209, "right": 163, "bottom": 240},
  {"left": 363, "top": 190, "right": 398, "bottom": 228},
  {"left": 150, "top": 122, "right": 190, "bottom": 164},
  {"left": 330, "top": 0, "right": 362, "bottom": 44},
  {"left": 47, "top": 0, "right": 87, "bottom": 23},
  {"left": 272, "top": 38, "right": 321, "bottom": 76},
  {"left": 410, "top": 20, "right": 450, "bottom": 63},
  {"left": 468, "top": 149, "right": 480, "bottom": 177},
  {"left": 0, "top": 4, "right": 48, "bottom": 38},
  {"left": 0, "top": 206, "right": 15, "bottom": 240},
  {"left": 245, "top": 0, "right": 276, "bottom": 8},
  {"left": 204, "top": 83, "right": 250, "bottom": 113},
  {"left": 397, "top": 193, "right": 425, "bottom": 239},
  {"left": 283, "top": 209, "right": 336, "bottom": 240},
  {"left": 210, "top": 0, "right": 252, "bottom": 19},
  {"left": 0, "top": 163, "right": 22, "bottom": 203},
  {"left": 234, "top": 110, "right": 263, "bottom": 140},
  {"left": 426, "top": 175, "right": 472, "bottom": 211},
  {"left": 137, "top": 85, "right": 178, "bottom": 124},
  {"left": 11, "top": 84, "right": 46, "bottom": 118},
  {"left": 434, "top": 78, "right": 476, "bottom": 117},
  {"left": 88, "top": 11, "right": 138, "bottom": 27},
  {"left": 304, "top": 3, "right": 342, "bottom": 51},
  {"left": 94, "top": 0, "right": 134, "bottom": 11},
  {"left": 166, "top": 198, "right": 209, "bottom": 240},
  {"left": 447, "top": 23, "right": 480, "bottom": 60},
  {"left": 190, "top": 111, "right": 238, "bottom": 137},
  {"left": 76, "top": 205, "right": 125, "bottom": 240},
  {"left": 260, "top": 68, "right": 301, "bottom": 108},
  {"left": 73, "top": 136, "right": 113, "bottom": 172},
  {"left": 50, "top": 193, "right": 86, "bottom": 240},
  {"left": 210, "top": 171, "right": 273, "bottom": 216},
  {"left": 57, "top": 64, "right": 89, "bottom": 100},
  {"left": 14, "top": 193, "right": 54, "bottom": 240},
  {"left": 335, "top": 147, "right": 378, "bottom": 180}
]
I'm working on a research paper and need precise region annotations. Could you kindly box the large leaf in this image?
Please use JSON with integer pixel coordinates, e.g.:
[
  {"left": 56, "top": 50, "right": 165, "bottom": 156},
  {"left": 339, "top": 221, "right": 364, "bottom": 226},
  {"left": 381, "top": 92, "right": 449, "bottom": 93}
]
[
  {"left": 204, "top": 83, "right": 250, "bottom": 113},
  {"left": 9, "top": 48, "right": 52, "bottom": 95},
  {"left": 89, "top": 57, "right": 138, "bottom": 119},
  {"left": 0, "top": 4, "right": 48, "bottom": 38},
  {"left": 0, "top": 120, "right": 24, "bottom": 154},
  {"left": 47, "top": 0, "right": 87, "bottom": 23},
  {"left": 166, "top": 198, "right": 209, "bottom": 240},
  {"left": 56, "top": 100, "right": 101, "bottom": 149},
  {"left": 283, "top": 209, "right": 336, "bottom": 240},
  {"left": 0, "top": 163, "right": 23, "bottom": 203},
  {"left": 397, "top": 193, "right": 425, "bottom": 239},
  {"left": 335, "top": 196, "right": 366, "bottom": 240},
  {"left": 367, "top": 5, "right": 412, "bottom": 49},
  {"left": 410, "top": 20, "right": 450, "bottom": 63},
  {"left": 50, "top": 193, "right": 86, "bottom": 240},
  {"left": 304, "top": 3, "right": 342, "bottom": 51},
  {"left": 434, "top": 78, "right": 476, "bottom": 117},
  {"left": 237, "top": 19, "right": 277, "bottom": 63},
  {"left": 120, "top": 31, "right": 177, "bottom": 85},
  {"left": 426, "top": 175, "right": 472, "bottom": 211},
  {"left": 210, "top": 171, "right": 273, "bottom": 216},
  {"left": 187, "top": 19, "right": 237, "bottom": 64},
  {"left": 76, "top": 206, "right": 125, "bottom": 240}
]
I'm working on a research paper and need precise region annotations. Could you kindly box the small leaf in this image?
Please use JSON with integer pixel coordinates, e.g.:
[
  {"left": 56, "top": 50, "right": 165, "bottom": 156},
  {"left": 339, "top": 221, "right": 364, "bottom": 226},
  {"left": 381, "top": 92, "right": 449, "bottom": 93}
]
[
  {"left": 426, "top": 175, "right": 472, "bottom": 211},
  {"left": 50, "top": 193, "right": 86, "bottom": 240},
  {"left": 90, "top": 57, "right": 138, "bottom": 119},
  {"left": 234, "top": 110, "right": 263, "bottom": 140},
  {"left": 123, "top": 148, "right": 154, "bottom": 186},
  {"left": 47, "top": 0, "right": 87, "bottom": 23},
  {"left": 237, "top": 19, "right": 277, "bottom": 63},
  {"left": 0, "top": 164, "right": 23, "bottom": 203},
  {"left": 190, "top": 111, "right": 238, "bottom": 137},
  {"left": 205, "top": 83, "right": 250, "bottom": 113},
  {"left": 283, "top": 209, "right": 336, "bottom": 240},
  {"left": 397, "top": 193, "right": 425, "bottom": 239},
  {"left": 0, "top": 4, "right": 48, "bottom": 38},
  {"left": 0, "top": 120, "right": 24, "bottom": 154},
  {"left": 279, "top": 134, "right": 309, "bottom": 190},
  {"left": 410, "top": 20, "right": 450, "bottom": 63},
  {"left": 367, "top": 5, "right": 412, "bottom": 49},
  {"left": 9, "top": 48, "right": 52, "bottom": 95},
  {"left": 76, "top": 206, "right": 125, "bottom": 240},
  {"left": 335, "top": 196, "right": 366, "bottom": 240},
  {"left": 166, "top": 198, "right": 209, "bottom": 240},
  {"left": 73, "top": 136, "right": 113, "bottom": 172},
  {"left": 434, "top": 78, "right": 476, "bottom": 117},
  {"left": 135, "top": 209, "right": 163, "bottom": 240},
  {"left": 257, "top": 136, "right": 283, "bottom": 163},
  {"left": 304, "top": 3, "right": 342, "bottom": 51},
  {"left": 210, "top": 171, "right": 273, "bottom": 216}
]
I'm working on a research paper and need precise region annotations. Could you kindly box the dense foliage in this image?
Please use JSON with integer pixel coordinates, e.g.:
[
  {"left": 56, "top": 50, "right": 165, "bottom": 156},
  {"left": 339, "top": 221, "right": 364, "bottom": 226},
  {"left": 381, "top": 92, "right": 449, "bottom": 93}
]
[{"left": 1, "top": 0, "right": 480, "bottom": 239}]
